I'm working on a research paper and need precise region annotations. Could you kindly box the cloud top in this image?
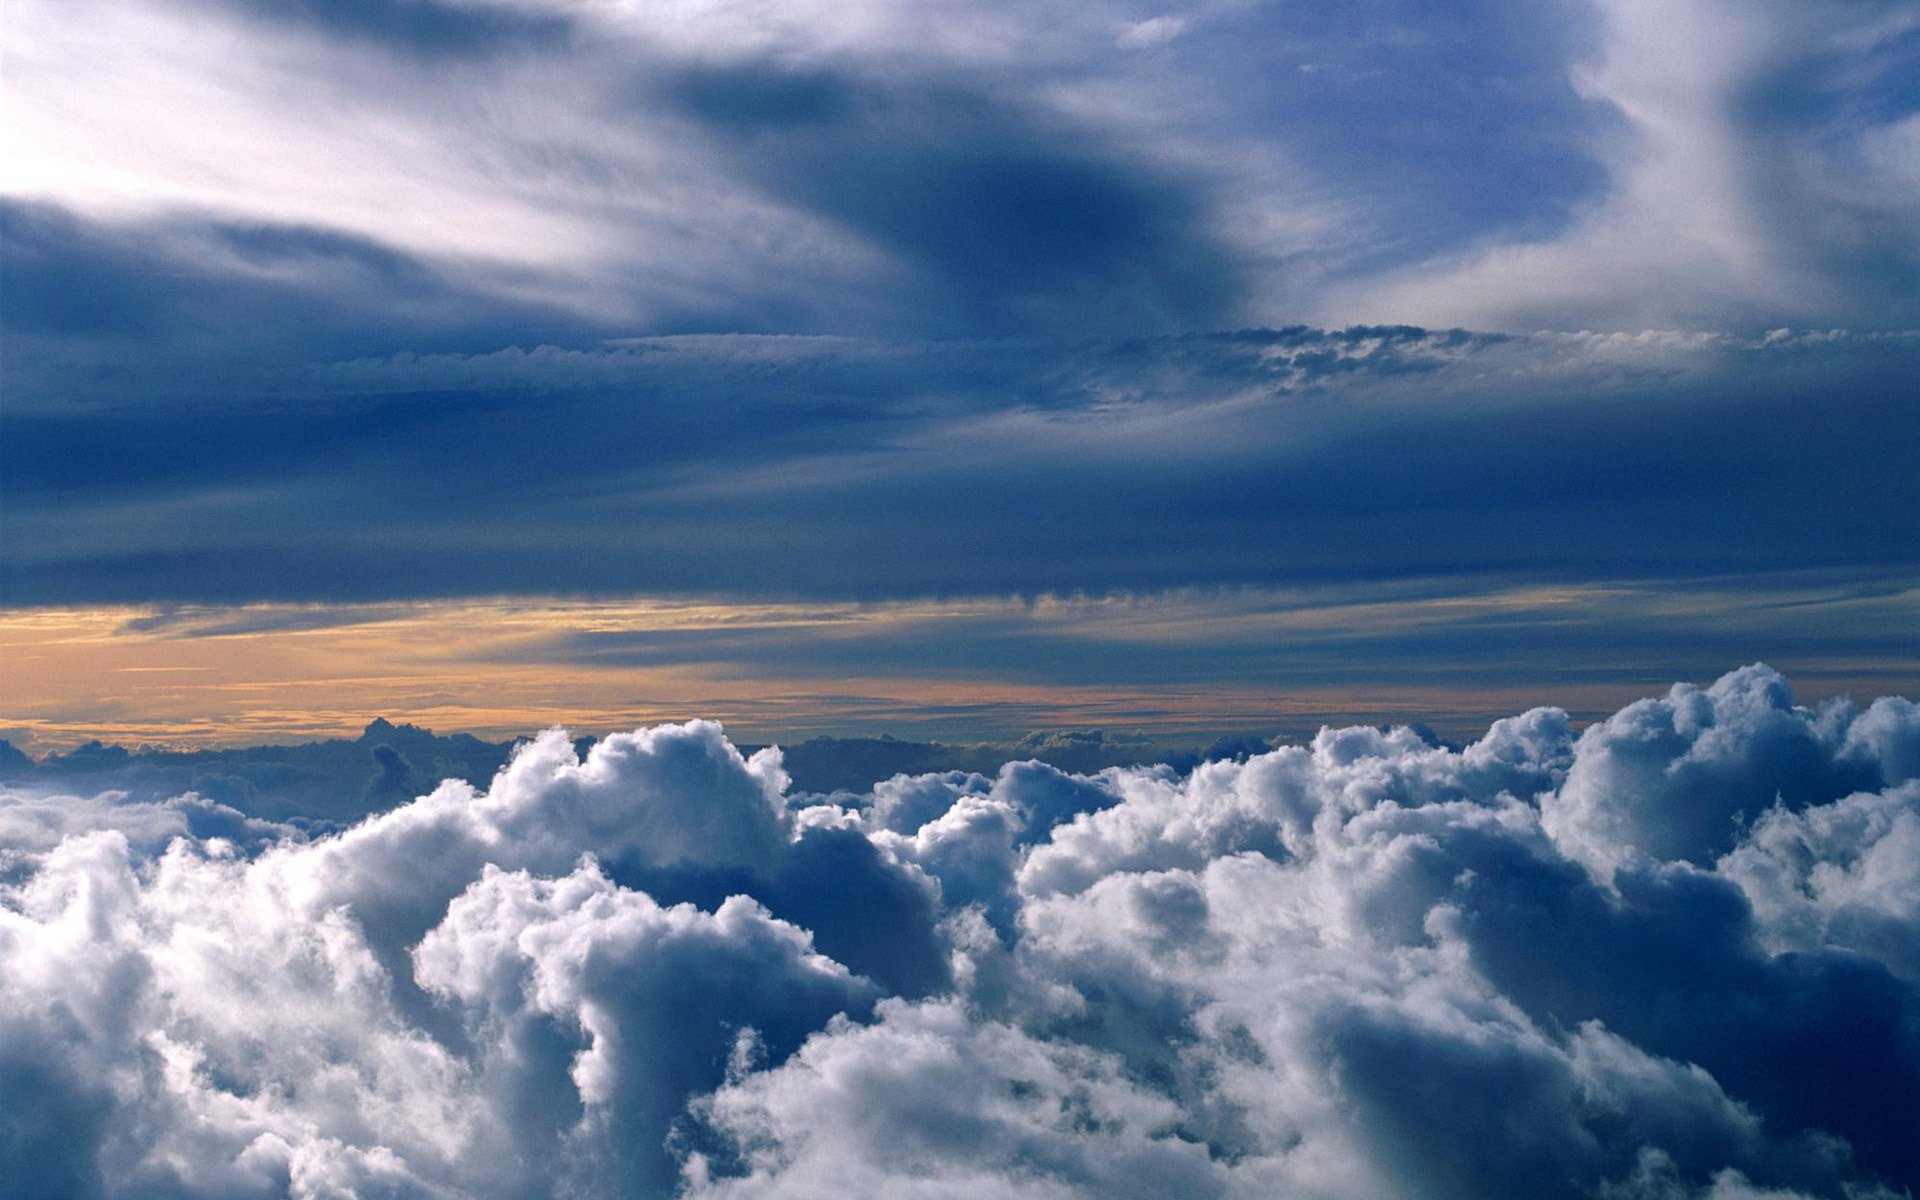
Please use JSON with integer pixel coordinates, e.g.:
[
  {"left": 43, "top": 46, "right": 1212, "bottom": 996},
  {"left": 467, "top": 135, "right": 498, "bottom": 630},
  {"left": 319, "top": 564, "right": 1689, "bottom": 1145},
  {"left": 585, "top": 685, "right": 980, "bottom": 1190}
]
[{"left": 4, "top": 666, "right": 1920, "bottom": 1198}]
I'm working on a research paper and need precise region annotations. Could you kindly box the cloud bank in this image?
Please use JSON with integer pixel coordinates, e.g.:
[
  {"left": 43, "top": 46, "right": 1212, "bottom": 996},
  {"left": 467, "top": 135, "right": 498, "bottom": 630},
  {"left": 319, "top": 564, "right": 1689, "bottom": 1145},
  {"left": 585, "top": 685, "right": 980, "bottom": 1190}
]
[{"left": 5, "top": 665, "right": 1920, "bottom": 1199}]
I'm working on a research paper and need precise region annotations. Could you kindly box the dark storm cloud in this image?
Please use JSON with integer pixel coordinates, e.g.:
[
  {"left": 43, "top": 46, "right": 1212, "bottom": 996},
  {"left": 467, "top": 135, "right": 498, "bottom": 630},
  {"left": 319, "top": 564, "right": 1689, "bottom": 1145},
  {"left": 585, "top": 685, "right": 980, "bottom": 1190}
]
[{"left": 5, "top": 668, "right": 1920, "bottom": 1198}]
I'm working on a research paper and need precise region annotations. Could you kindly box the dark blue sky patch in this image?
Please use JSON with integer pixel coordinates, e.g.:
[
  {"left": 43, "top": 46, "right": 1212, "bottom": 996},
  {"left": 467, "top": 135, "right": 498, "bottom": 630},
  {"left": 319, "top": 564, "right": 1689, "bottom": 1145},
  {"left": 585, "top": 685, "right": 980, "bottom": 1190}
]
[{"left": 1174, "top": 0, "right": 1619, "bottom": 273}]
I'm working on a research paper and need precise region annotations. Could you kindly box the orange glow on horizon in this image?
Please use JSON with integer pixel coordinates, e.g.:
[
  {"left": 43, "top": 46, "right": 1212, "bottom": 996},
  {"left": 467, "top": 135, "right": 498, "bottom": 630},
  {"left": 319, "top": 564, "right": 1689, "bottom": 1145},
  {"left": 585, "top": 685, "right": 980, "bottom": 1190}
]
[{"left": 2, "top": 582, "right": 1914, "bottom": 755}]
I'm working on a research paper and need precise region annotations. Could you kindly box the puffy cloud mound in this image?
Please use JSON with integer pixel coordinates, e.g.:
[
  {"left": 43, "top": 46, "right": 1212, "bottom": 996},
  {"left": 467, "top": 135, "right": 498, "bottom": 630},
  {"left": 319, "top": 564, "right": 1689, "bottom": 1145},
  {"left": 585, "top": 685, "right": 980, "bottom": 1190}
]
[{"left": 3, "top": 668, "right": 1919, "bottom": 1199}]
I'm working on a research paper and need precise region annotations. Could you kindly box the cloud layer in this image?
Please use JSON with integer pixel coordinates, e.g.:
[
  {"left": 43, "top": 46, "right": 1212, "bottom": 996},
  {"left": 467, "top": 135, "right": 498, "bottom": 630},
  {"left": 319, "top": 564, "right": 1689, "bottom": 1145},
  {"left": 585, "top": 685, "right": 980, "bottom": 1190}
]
[
  {"left": 7, "top": 327, "right": 1917, "bottom": 606},
  {"left": 5, "top": 665, "right": 1920, "bottom": 1198}
]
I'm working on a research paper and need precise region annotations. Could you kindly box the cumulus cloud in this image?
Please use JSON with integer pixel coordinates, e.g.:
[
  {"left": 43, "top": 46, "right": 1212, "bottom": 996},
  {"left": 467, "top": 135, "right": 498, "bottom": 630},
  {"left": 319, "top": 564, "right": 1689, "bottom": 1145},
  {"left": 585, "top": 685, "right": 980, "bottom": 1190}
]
[
  {"left": 1542, "top": 664, "right": 1908, "bottom": 879},
  {"left": 0, "top": 785, "right": 290, "bottom": 872},
  {"left": 4, "top": 667, "right": 1920, "bottom": 1198}
]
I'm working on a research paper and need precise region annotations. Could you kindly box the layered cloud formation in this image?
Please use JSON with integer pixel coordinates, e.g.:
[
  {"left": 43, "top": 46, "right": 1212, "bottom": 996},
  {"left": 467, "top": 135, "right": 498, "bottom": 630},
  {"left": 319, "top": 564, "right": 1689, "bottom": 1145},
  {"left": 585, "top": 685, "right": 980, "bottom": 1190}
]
[
  {"left": 5, "top": 665, "right": 1919, "bottom": 1199},
  {"left": 8, "top": 326, "right": 1917, "bottom": 605}
]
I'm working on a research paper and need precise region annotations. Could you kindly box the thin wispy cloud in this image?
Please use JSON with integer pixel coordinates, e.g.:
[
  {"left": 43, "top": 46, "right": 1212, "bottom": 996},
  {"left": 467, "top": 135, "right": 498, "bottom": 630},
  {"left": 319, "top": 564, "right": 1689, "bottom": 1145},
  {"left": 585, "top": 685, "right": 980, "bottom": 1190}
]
[{"left": 5, "top": 579, "right": 1916, "bottom": 753}]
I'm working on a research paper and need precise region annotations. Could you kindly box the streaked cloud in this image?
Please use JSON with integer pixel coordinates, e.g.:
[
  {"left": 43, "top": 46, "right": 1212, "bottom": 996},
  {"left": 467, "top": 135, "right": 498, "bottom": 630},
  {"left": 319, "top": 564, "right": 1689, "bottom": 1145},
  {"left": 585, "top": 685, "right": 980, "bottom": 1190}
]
[
  {"left": 8, "top": 0, "right": 1917, "bottom": 340},
  {"left": 6, "top": 0, "right": 1914, "bottom": 644},
  {"left": 6, "top": 327, "right": 1915, "bottom": 607},
  {"left": 3, "top": 577, "right": 1914, "bottom": 753}
]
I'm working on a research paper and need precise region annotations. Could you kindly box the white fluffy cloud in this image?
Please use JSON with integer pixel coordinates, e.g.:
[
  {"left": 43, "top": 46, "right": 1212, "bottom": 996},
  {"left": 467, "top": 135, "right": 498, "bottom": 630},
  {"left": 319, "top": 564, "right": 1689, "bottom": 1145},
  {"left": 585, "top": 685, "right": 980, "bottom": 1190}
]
[
  {"left": 3, "top": 667, "right": 1918, "bottom": 1199},
  {"left": 0, "top": 785, "right": 288, "bottom": 870},
  {"left": 1542, "top": 665, "right": 1914, "bottom": 880}
]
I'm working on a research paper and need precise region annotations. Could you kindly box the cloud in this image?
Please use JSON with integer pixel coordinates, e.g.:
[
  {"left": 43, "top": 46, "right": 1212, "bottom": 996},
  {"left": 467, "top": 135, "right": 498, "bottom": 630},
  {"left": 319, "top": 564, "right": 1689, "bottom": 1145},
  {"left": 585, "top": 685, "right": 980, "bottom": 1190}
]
[
  {"left": 656, "top": 65, "right": 1244, "bottom": 336},
  {"left": 0, "top": 785, "right": 290, "bottom": 875},
  {"left": 1719, "top": 777, "right": 1920, "bottom": 978},
  {"left": 0, "top": 716, "right": 1238, "bottom": 827},
  {"left": 222, "top": 0, "right": 572, "bottom": 58},
  {"left": 4, "top": 668, "right": 1920, "bottom": 1197},
  {"left": 0, "top": 719, "right": 521, "bottom": 825},
  {"left": 1328, "top": 0, "right": 1920, "bottom": 331},
  {"left": 1116, "top": 16, "right": 1187, "bottom": 50},
  {"left": 7, "top": 325, "right": 1916, "bottom": 606},
  {"left": 6, "top": 0, "right": 1913, "bottom": 381},
  {"left": 1541, "top": 664, "right": 1911, "bottom": 879},
  {"left": 414, "top": 862, "right": 876, "bottom": 1196},
  {"left": 683, "top": 998, "right": 1227, "bottom": 1199},
  {"left": 0, "top": 722, "right": 873, "bottom": 1199}
]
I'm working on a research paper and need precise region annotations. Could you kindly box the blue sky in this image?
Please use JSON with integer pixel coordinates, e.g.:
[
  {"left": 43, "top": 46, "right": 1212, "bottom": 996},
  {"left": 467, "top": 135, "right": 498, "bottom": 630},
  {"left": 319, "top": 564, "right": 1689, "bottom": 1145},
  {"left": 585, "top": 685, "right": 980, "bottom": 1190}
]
[{"left": 2, "top": 0, "right": 1918, "bottom": 740}]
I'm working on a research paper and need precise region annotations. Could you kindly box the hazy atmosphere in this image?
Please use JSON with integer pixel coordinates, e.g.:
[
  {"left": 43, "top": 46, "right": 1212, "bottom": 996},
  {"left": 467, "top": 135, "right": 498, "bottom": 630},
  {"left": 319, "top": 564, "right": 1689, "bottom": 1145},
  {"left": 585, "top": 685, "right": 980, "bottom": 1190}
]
[{"left": 3, "top": 0, "right": 1918, "bottom": 1195}]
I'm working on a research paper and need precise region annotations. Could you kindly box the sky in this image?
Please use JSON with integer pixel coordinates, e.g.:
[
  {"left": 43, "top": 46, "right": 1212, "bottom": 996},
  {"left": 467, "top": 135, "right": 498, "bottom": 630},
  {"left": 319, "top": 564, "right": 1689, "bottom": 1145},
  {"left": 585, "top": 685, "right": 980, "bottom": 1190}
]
[
  {"left": 3, "top": 0, "right": 1919, "bottom": 747},
  {"left": 7, "top": 5, "right": 1920, "bottom": 1199}
]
